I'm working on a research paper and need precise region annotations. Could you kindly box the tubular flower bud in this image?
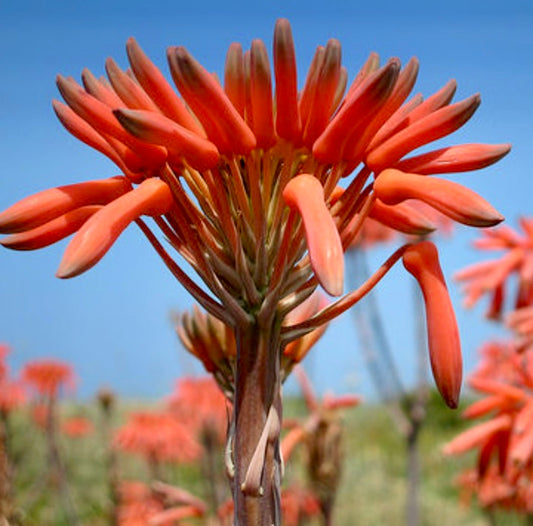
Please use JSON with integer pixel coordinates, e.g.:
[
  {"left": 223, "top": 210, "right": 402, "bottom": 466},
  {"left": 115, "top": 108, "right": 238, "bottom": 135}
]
[
  {"left": 273, "top": 18, "right": 301, "bottom": 143},
  {"left": 56, "top": 178, "right": 173, "bottom": 278},
  {"left": 369, "top": 199, "right": 436, "bottom": 236},
  {"left": 0, "top": 176, "right": 132, "bottom": 234},
  {"left": 125, "top": 37, "right": 206, "bottom": 136},
  {"left": 113, "top": 108, "right": 220, "bottom": 171},
  {"left": 374, "top": 168, "right": 504, "bottom": 227},
  {"left": 403, "top": 241, "right": 462, "bottom": 408},
  {"left": 456, "top": 218, "right": 533, "bottom": 320},
  {"left": 394, "top": 143, "right": 511, "bottom": 175},
  {"left": 443, "top": 414, "right": 512, "bottom": 455},
  {"left": 283, "top": 174, "right": 344, "bottom": 297},
  {"left": 167, "top": 46, "right": 256, "bottom": 154},
  {"left": 224, "top": 43, "right": 246, "bottom": 117},
  {"left": 249, "top": 39, "right": 276, "bottom": 149},
  {"left": 1, "top": 206, "right": 101, "bottom": 251}
]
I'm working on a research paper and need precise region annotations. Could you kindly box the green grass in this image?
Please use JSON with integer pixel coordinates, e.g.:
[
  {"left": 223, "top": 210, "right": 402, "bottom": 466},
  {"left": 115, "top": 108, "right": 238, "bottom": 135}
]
[{"left": 6, "top": 394, "right": 527, "bottom": 525}]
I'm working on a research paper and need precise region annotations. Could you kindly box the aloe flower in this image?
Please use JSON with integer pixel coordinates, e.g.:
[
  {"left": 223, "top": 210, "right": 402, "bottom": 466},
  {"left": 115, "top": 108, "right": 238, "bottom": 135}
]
[
  {"left": 0, "top": 19, "right": 508, "bottom": 523},
  {"left": 444, "top": 341, "right": 533, "bottom": 514},
  {"left": 455, "top": 217, "right": 533, "bottom": 319}
]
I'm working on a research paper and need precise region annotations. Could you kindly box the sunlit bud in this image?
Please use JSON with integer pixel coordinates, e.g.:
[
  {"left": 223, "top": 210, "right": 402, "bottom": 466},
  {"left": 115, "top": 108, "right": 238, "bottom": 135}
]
[
  {"left": 301, "top": 39, "right": 341, "bottom": 148},
  {"left": 167, "top": 46, "right": 256, "bottom": 154},
  {"left": 273, "top": 18, "right": 301, "bottom": 143},
  {"left": 367, "top": 92, "right": 479, "bottom": 171},
  {"left": 374, "top": 168, "right": 504, "bottom": 227},
  {"left": 298, "top": 46, "right": 325, "bottom": 131},
  {"left": 283, "top": 174, "right": 344, "bottom": 296},
  {"left": 369, "top": 199, "right": 436, "bottom": 236},
  {"left": 114, "top": 108, "right": 220, "bottom": 171},
  {"left": 53, "top": 100, "right": 139, "bottom": 180},
  {"left": 81, "top": 68, "right": 124, "bottom": 108},
  {"left": 461, "top": 395, "right": 507, "bottom": 420},
  {"left": 313, "top": 59, "right": 399, "bottom": 164},
  {"left": 0, "top": 176, "right": 132, "bottom": 234},
  {"left": 343, "top": 57, "right": 419, "bottom": 162},
  {"left": 105, "top": 57, "right": 160, "bottom": 111},
  {"left": 249, "top": 39, "right": 276, "bottom": 149},
  {"left": 56, "top": 75, "right": 167, "bottom": 171},
  {"left": 1, "top": 205, "right": 101, "bottom": 251},
  {"left": 403, "top": 241, "right": 462, "bottom": 408},
  {"left": 394, "top": 143, "right": 511, "bottom": 175},
  {"left": 126, "top": 37, "right": 206, "bottom": 136},
  {"left": 443, "top": 414, "right": 512, "bottom": 455},
  {"left": 224, "top": 43, "right": 246, "bottom": 117},
  {"left": 56, "top": 178, "right": 173, "bottom": 279}
]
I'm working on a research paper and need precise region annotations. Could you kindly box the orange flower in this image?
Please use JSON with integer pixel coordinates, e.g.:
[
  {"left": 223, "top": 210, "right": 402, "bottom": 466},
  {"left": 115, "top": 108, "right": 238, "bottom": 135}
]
[
  {"left": 455, "top": 217, "right": 533, "bottom": 319},
  {"left": 281, "top": 485, "right": 321, "bottom": 526},
  {"left": 403, "top": 241, "right": 462, "bottom": 407},
  {"left": 113, "top": 411, "right": 202, "bottom": 464},
  {"left": 61, "top": 416, "right": 94, "bottom": 438},
  {"left": 21, "top": 359, "right": 75, "bottom": 398},
  {"left": 444, "top": 342, "right": 533, "bottom": 513},
  {"left": 166, "top": 376, "right": 229, "bottom": 444},
  {"left": 0, "top": 380, "right": 26, "bottom": 413},
  {"left": 0, "top": 18, "right": 510, "bottom": 519},
  {"left": 117, "top": 480, "right": 205, "bottom": 526},
  {"left": 0, "top": 19, "right": 506, "bottom": 321}
]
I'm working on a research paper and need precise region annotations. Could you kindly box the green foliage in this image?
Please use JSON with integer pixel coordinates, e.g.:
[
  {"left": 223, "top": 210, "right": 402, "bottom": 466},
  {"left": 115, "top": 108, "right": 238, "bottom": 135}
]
[{"left": 6, "top": 396, "right": 527, "bottom": 525}]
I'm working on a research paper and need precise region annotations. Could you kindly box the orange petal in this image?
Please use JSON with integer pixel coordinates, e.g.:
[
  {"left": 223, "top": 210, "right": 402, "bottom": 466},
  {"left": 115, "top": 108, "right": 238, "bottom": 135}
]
[
  {"left": 56, "top": 178, "right": 173, "bottom": 279},
  {"left": 105, "top": 57, "right": 160, "bottom": 111},
  {"left": 301, "top": 39, "right": 341, "bottom": 148},
  {"left": 81, "top": 68, "right": 124, "bottom": 108},
  {"left": 343, "top": 57, "right": 419, "bottom": 162},
  {"left": 313, "top": 59, "right": 399, "bottom": 164},
  {"left": 0, "top": 176, "right": 132, "bottom": 234},
  {"left": 443, "top": 414, "right": 512, "bottom": 455},
  {"left": 298, "top": 45, "right": 325, "bottom": 132},
  {"left": 369, "top": 198, "right": 436, "bottom": 236},
  {"left": 53, "top": 100, "right": 138, "bottom": 179},
  {"left": 367, "top": 92, "right": 479, "bottom": 171},
  {"left": 1, "top": 206, "right": 101, "bottom": 251},
  {"left": 403, "top": 241, "right": 462, "bottom": 408},
  {"left": 126, "top": 37, "right": 205, "bottom": 136},
  {"left": 249, "top": 39, "right": 276, "bottom": 149},
  {"left": 57, "top": 75, "right": 167, "bottom": 171},
  {"left": 283, "top": 174, "right": 344, "bottom": 296},
  {"left": 273, "top": 18, "right": 301, "bottom": 143},
  {"left": 462, "top": 395, "right": 507, "bottom": 420},
  {"left": 369, "top": 79, "right": 457, "bottom": 153},
  {"left": 224, "top": 42, "right": 246, "bottom": 117},
  {"left": 374, "top": 168, "right": 504, "bottom": 227},
  {"left": 394, "top": 143, "right": 511, "bottom": 175},
  {"left": 167, "top": 46, "right": 256, "bottom": 154},
  {"left": 114, "top": 108, "right": 220, "bottom": 171}
]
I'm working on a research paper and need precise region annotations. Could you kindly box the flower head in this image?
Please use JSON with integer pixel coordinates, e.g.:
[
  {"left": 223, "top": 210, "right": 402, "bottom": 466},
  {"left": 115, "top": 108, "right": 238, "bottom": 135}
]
[
  {"left": 444, "top": 341, "right": 533, "bottom": 513},
  {"left": 166, "top": 376, "right": 229, "bottom": 445},
  {"left": 455, "top": 217, "right": 533, "bottom": 319},
  {"left": 1, "top": 20, "right": 508, "bottom": 411},
  {"left": 21, "top": 359, "right": 75, "bottom": 399},
  {"left": 113, "top": 411, "right": 202, "bottom": 464}
]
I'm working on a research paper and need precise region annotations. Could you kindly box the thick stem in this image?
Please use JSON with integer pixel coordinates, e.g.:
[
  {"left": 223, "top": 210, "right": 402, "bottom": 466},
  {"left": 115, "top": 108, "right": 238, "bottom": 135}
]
[{"left": 232, "top": 319, "right": 283, "bottom": 525}]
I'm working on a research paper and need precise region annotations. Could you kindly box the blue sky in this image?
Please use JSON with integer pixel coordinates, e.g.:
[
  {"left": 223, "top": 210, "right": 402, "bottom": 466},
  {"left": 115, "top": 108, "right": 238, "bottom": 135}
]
[{"left": 1, "top": 0, "right": 532, "bottom": 402}]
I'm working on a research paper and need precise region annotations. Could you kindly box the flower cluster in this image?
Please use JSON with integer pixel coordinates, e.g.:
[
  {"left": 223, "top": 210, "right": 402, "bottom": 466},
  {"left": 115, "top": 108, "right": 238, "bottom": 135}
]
[
  {"left": 0, "top": 20, "right": 508, "bottom": 408},
  {"left": 455, "top": 217, "right": 533, "bottom": 319},
  {"left": 444, "top": 342, "right": 533, "bottom": 512}
]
